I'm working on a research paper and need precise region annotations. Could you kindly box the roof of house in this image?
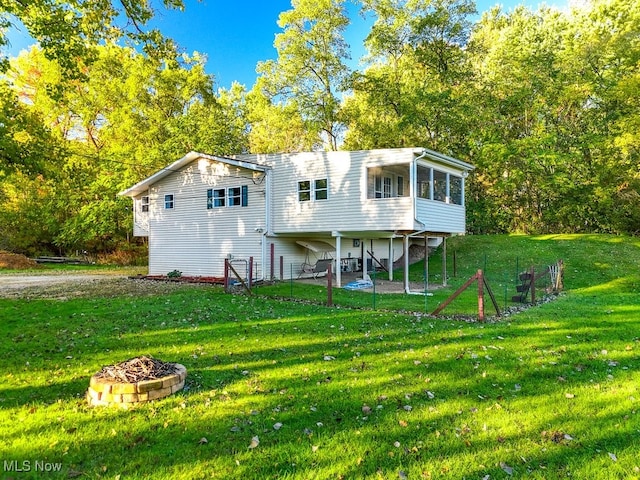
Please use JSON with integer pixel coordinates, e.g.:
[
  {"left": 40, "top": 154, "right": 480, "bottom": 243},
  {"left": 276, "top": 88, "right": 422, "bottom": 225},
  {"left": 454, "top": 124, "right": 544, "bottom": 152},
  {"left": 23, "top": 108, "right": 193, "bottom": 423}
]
[
  {"left": 118, "top": 151, "right": 270, "bottom": 197},
  {"left": 119, "top": 148, "right": 474, "bottom": 198},
  {"left": 417, "top": 147, "right": 474, "bottom": 172}
]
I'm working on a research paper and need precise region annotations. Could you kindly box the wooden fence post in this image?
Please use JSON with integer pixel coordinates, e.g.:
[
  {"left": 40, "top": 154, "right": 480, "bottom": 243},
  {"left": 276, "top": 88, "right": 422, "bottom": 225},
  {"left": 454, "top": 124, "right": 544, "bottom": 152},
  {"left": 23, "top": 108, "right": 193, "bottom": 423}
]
[
  {"left": 530, "top": 265, "right": 536, "bottom": 303},
  {"left": 477, "top": 269, "right": 485, "bottom": 322},
  {"left": 280, "top": 256, "right": 284, "bottom": 281},
  {"left": 327, "top": 263, "right": 333, "bottom": 307},
  {"left": 224, "top": 258, "right": 229, "bottom": 292},
  {"left": 270, "top": 243, "right": 275, "bottom": 280}
]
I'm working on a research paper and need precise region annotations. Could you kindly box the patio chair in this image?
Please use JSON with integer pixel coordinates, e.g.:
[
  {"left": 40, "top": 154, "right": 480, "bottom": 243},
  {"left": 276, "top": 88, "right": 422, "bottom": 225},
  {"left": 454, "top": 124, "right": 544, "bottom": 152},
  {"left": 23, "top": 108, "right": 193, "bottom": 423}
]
[{"left": 299, "top": 258, "right": 334, "bottom": 279}]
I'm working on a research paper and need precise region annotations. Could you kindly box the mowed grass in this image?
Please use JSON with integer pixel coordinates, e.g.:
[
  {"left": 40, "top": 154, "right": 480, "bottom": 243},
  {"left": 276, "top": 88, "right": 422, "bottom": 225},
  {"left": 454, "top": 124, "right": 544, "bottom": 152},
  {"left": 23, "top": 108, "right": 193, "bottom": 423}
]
[{"left": 1, "top": 234, "right": 639, "bottom": 479}]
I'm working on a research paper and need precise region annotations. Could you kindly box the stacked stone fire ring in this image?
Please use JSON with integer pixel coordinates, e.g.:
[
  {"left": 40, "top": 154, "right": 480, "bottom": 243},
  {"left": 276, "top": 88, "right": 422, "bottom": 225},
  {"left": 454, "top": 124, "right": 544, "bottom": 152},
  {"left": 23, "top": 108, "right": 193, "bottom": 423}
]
[{"left": 87, "top": 356, "right": 187, "bottom": 406}]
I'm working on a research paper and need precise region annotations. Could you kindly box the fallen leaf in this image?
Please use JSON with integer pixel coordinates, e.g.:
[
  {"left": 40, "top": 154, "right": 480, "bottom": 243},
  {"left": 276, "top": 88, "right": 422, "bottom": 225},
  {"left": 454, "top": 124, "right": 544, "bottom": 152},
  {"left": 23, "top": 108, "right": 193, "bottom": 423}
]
[
  {"left": 609, "top": 452, "right": 617, "bottom": 462},
  {"left": 362, "top": 405, "right": 372, "bottom": 415},
  {"left": 399, "top": 471, "right": 408, "bottom": 480},
  {"left": 198, "top": 437, "right": 208, "bottom": 445},
  {"left": 565, "top": 393, "right": 575, "bottom": 399},
  {"left": 273, "top": 422, "right": 283, "bottom": 430},
  {"left": 248, "top": 436, "right": 259, "bottom": 449},
  {"left": 500, "top": 462, "right": 513, "bottom": 475},
  {"left": 324, "top": 355, "right": 335, "bottom": 361},
  {"left": 403, "top": 405, "right": 412, "bottom": 411}
]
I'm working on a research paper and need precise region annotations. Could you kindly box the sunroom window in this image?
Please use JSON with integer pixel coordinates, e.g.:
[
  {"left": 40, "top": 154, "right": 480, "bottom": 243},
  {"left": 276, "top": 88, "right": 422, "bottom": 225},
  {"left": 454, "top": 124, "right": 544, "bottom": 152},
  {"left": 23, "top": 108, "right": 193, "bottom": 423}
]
[{"left": 368, "top": 165, "right": 410, "bottom": 199}]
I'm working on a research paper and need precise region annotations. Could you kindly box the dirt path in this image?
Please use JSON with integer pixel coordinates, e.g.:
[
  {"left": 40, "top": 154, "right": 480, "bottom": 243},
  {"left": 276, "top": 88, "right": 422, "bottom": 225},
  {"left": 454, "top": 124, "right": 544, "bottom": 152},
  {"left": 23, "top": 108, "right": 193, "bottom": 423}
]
[{"left": 0, "top": 273, "right": 124, "bottom": 290}]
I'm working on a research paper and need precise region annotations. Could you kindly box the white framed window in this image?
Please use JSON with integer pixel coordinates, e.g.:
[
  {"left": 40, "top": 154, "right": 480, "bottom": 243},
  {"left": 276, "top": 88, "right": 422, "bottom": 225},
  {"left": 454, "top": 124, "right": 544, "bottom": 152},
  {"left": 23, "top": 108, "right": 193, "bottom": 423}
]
[
  {"left": 209, "top": 186, "right": 248, "bottom": 208},
  {"left": 164, "top": 194, "right": 174, "bottom": 210},
  {"left": 417, "top": 166, "right": 432, "bottom": 200},
  {"left": 298, "top": 179, "right": 328, "bottom": 202},
  {"left": 141, "top": 196, "right": 149, "bottom": 212},
  {"left": 207, "top": 188, "right": 225, "bottom": 209},
  {"left": 298, "top": 181, "right": 311, "bottom": 202},
  {"left": 397, "top": 176, "right": 404, "bottom": 197},
  {"left": 433, "top": 170, "right": 447, "bottom": 202},
  {"left": 228, "top": 187, "right": 242, "bottom": 206},
  {"left": 374, "top": 176, "right": 392, "bottom": 198},
  {"left": 368, "top": 166, "right": 410, "bottom": 199},
  {"left": 314, "top": 178, "right": 328, "bottom": 200},
  {"left": 449, "top": 175, "right": 463, "bottom": 205}
]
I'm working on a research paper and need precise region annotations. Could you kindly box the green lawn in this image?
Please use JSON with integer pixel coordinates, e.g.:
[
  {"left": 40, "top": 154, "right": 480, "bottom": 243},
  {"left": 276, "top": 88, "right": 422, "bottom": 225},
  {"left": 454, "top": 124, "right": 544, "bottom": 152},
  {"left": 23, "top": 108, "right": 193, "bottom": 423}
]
[{"left": 1, "top": 234, "right": 639, "bottom": 479}]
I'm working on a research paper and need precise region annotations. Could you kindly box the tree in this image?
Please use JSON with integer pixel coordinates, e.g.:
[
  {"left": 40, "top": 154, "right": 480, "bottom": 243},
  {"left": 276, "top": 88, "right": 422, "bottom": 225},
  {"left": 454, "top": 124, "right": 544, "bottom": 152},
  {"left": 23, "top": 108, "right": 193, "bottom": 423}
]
[
  {"left": 1, "top": 0, "right": 185, "bottom": 77},
  {"left": 255, "top": 0, "right": 351, "bottom": 151},
  {"left": 342, "top": 0, "right": 476, "bottom": 154},
  {"left": 246, "top": 77, "right": 319, "bottom": 153},
  {"left": 465, "top": 0, "right": 640, "bottom": 234},
  {"left": 3, "top": 44, "right": 249, "bottom": 254}
]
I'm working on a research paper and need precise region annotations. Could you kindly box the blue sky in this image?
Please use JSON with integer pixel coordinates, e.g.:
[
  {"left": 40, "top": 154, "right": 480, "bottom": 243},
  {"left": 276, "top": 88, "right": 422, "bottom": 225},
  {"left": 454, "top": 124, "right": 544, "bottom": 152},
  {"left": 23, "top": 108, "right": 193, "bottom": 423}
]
[{"left": 5, "top": 0, "right": 567, "bottom": 90}]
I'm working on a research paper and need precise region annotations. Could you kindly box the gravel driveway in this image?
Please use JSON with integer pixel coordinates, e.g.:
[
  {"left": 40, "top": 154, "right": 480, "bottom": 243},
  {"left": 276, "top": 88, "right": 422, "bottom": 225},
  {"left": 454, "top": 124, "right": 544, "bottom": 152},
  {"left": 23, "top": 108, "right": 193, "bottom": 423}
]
[
  {"left": 0, "top": 272, "right": 208, "bottom": 299},
  {"left": 0, "top": 273, "right": 124, "bottom": 290}
]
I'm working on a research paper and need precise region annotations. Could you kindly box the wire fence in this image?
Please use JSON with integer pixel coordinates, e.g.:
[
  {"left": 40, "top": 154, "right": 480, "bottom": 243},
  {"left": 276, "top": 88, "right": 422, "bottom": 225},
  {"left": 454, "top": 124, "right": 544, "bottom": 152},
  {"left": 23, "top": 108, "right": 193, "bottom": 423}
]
[{"left": 234, "top": 253, "right": 565, "bottom": 320}]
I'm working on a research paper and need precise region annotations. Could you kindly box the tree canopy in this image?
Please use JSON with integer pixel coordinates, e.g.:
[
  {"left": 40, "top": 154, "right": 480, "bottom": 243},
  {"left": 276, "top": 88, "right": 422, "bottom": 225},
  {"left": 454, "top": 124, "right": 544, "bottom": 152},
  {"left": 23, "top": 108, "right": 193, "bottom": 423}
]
[
  {"left": 1, "top": 0, "right": 638, "bottom": 257},
  {"left": 1, "top": 0, "right": 185, "bottom": 76}
]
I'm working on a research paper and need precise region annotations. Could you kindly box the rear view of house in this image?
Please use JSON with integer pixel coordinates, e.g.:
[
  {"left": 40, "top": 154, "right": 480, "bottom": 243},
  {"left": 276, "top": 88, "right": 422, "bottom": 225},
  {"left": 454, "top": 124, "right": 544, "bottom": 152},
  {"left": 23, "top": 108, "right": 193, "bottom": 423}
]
[{"left": 119, "top": 148, "right": 474, "bottom": 291}]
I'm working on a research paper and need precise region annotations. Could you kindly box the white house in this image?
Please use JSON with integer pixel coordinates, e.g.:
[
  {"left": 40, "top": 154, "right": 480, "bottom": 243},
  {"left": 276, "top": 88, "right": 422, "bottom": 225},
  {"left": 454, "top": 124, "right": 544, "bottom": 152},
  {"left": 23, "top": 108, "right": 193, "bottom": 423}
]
[{"left": 119, "top": 148, "right": 474, "bottom": 292}]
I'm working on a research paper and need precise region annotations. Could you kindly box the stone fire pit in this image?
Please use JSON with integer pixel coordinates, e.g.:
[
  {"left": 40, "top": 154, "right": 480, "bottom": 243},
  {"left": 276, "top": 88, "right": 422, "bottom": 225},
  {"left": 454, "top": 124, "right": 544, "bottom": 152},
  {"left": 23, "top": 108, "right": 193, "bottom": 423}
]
[{"left": 87, "top": 356, "right": 187, "bottom": 407}]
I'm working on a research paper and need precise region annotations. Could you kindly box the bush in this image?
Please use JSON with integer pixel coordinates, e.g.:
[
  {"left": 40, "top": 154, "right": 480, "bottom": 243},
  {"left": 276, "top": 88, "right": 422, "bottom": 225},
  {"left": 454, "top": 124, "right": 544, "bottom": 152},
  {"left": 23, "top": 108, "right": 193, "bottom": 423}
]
[{"left": 96, "top": 245, "right": 148, "bottom": 266}]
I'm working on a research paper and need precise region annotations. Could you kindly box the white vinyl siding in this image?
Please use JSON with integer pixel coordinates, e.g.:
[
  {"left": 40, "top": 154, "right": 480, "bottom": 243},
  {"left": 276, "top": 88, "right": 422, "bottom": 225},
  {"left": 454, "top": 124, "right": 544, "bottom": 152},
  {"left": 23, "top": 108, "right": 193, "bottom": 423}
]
[
  {"left": 242, "top": 149, "right": 464, "bottom": 234},
  {"left": 145, "top": 158, "right": 266, "bottom": 276},
  {"left": 416, "top": 200, "right": 466, "bottom": 233},
  {"left": 133, "top": 194, "right": 150, "bottom": 237}
]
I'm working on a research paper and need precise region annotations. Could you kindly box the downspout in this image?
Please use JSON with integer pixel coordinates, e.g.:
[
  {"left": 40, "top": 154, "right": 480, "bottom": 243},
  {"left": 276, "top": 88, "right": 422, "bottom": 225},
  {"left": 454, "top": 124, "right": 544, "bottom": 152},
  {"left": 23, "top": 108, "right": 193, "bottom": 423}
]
[
  {"left": 260, "top": 168, "right": 272, "bottom": 282},
  {"left": 412, "top": 149, "right": 429, "bottom": 226}
]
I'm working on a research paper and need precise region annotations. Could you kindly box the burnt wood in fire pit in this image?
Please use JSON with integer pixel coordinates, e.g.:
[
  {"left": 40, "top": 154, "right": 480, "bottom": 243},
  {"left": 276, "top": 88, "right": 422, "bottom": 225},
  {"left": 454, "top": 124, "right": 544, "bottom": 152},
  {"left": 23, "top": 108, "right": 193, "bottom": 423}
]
[{"left": 87, "top": 356, "right": 187, "bottom": 406}]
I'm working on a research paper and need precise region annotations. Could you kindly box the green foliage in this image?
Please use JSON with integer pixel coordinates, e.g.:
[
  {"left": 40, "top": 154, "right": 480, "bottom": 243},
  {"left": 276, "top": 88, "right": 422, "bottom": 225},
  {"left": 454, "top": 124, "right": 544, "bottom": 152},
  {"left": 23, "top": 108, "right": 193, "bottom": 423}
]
[
  {"left": 0, "top": 44, "right": 248, "bottom": 255},
  {"left": 465, "top": 0, "right": 640, "bottom": 234},
  {"left": 343, "top": 0, "right": 476, "bottom": 154},
  {"left": 167, "top": 269, "right": 182, "bottom": 278},
  {"left": 254, "top": 0, "right": 351, "bottom": 151},
  {"left": 0, "top": 0, "right": 184, "bottom": 78},
  {"left": 2, "top": 0, "right": 640, "bottom": 258},
  {"left": 1, "top": 235, "right": 639, "bottom": 478}
]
